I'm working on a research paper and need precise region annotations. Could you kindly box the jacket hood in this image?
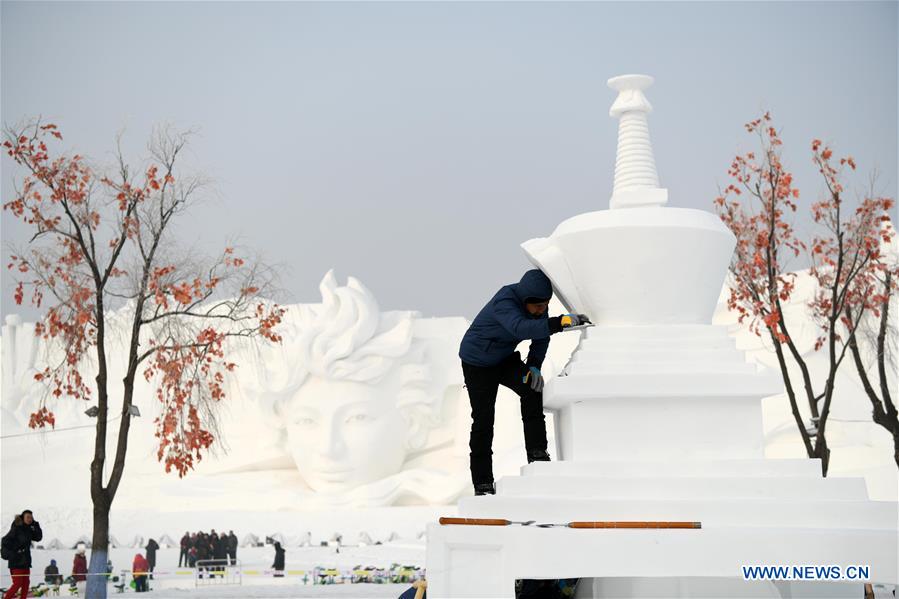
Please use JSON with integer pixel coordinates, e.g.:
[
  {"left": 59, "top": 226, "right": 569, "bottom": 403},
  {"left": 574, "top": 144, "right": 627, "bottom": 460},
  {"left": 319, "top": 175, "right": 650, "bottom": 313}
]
[{"left": 512, "top": 269, "right": 553, "bottom": 303}]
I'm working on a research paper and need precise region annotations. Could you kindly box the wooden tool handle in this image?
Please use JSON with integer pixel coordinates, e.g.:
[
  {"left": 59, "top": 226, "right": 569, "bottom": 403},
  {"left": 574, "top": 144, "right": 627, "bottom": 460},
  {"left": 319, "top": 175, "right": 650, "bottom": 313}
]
[
  {"left": 568, "top": 521, "right": 702, "bottom": 529},
  {"left": 439, "top": 517, "right": 510, "bottom": 526}
]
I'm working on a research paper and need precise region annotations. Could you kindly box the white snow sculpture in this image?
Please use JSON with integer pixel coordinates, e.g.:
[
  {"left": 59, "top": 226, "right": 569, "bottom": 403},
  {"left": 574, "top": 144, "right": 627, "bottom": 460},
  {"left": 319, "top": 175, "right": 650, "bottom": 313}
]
[
  {"left": 239, "top": 269, "right": 470, "bottom": 506},
  {"left": 426, "top": 73, "right": 898, "bottom": 598},
  {"left": 43, "top": 538, "right": 65, "bottom": 550},
  {"left": 1, "top": 315, "right": 47, "bottom": 434},
  {"left": 71, "top": 535, "right": 92, "bottom": 550}
]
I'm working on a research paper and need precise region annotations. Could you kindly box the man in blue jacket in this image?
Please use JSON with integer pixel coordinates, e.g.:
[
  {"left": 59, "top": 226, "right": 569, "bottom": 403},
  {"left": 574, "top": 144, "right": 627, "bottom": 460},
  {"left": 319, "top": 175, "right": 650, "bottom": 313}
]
[{"left": 459, "top": 269, "right": 590, "bottom": 496}]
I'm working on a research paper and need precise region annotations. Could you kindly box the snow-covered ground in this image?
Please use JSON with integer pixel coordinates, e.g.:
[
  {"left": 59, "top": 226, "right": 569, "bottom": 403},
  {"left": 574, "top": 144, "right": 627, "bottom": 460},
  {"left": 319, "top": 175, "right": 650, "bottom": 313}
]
[
  {"left": 133, "top": 583, "right": 414, "bottom": 597},
  {"left": 0, "top": 505, "right": 447, "bottom": 597},
  {"left": 6, "top": 546, "right": 423, "bottom": 597}
]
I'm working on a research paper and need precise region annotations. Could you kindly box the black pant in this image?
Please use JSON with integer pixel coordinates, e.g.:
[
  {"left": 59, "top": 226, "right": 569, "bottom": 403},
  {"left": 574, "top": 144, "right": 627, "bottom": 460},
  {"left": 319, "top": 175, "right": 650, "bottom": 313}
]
[{"left": 462, "top": 351, "right": 548, "bottom": 486}]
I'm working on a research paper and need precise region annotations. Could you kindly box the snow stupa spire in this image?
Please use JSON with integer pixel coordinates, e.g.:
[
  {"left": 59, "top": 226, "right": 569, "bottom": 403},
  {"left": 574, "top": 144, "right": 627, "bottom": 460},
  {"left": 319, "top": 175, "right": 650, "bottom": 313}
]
[{"left": 608, "top": 74, "right": 668, "bottom": 209}]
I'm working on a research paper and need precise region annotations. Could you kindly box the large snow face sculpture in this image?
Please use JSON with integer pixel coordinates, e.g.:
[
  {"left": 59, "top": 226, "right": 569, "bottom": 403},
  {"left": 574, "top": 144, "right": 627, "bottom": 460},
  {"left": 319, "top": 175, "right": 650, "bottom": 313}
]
[
  {"left": 281, "top": 375, "right": 409, "bottom": 491},
  {"left": 241, "top": 270, "right": 468, "bottom": 504}
]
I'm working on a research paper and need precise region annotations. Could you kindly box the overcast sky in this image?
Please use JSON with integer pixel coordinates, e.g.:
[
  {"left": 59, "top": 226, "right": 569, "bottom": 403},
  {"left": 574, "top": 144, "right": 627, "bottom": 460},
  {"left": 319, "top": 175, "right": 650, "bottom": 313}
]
[{"left": 2, "top": 1, "right": 897, "bottom": 323}]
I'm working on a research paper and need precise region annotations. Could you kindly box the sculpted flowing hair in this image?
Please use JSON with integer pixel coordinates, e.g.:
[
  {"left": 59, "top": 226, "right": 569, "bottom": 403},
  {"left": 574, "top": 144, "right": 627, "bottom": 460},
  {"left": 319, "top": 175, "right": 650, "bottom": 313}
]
[{"left": 251, "top": 270, "right": 442, "bottom": 450}]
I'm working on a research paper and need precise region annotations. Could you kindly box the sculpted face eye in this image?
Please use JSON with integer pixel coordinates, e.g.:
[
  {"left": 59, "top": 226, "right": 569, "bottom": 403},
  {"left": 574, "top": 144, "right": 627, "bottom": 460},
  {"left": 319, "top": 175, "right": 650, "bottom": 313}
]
[
  {"left": 293, "top": 416, "right": 316, "bottom": 427},
  {"left": 346, "top": 412, "right": 375, "bottom": 424}
]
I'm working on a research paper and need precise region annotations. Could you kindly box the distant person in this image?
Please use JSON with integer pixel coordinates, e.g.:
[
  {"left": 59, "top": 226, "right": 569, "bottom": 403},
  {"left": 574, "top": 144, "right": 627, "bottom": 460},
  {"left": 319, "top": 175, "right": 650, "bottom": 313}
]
[
  {"left": 1, "top": 510, "right": 42, "bottom": 599},
  {"left": 195, "top": 533, "right": 209, "bottom": 577},
  {"left": 459, "top": 268, "right": 590, "bottom": 495},
  {"left": 71, "top": 548, "right": 88, "bottom": 597},
  {"left": 178, "top": 532, "right": 190, "bottom": 567},
  {"left": 227, "top": 530, "right": 238, "bottom": 566},
  {"left": 43, "top": 558, "right": 63, "bottom": 587},
  {"left": 132, "top": 553, "right": 149, "bottom": 592},
  {"left": 271, "top": 542, "right": 285, "bottom": 577},
  {"left": 213, "top": 531, "right": 228, "bottom": 574},
  {"left": 144, "top": 538, "right": 159, "bottom": 578}
]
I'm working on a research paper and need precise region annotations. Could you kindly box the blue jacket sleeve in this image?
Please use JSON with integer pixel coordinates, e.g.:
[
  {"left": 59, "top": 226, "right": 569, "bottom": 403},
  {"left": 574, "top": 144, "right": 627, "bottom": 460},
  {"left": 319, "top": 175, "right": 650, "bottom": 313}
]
[
  {"left": 525, "top": 336, "right": 549, "bottom": 370},
  {"left": 492, "top": 295, "right": 551, "bottom": 340}
]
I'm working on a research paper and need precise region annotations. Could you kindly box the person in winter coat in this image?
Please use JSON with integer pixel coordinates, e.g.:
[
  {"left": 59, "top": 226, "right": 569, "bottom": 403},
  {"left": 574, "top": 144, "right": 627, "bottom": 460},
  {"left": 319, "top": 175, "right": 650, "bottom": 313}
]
[
  {"left": 227, "top": 530, "right": 238, "bottom": 566},
  {"left": 71, "top": 548, "right": 88, "bottom": 596},
  {"left": 213, "top": 532, "right": 228, "bottom": 567},
  {"left": 1, "top": 510, "right": 42, "bottom": 599},
  {"left": 271, "top": 542, "right": 285, "bottom": 577},
  {"left": 458, "top": 269, "right": 590, "bottom": 495},
  {"left": 132, "top": 553, "right": 149, "bottom": 592},
  {"left": 144, "top": 538, "right": 159, "bottom": 578},
  {"left": 178, "top": 532, "right": 190, "bottom": 567},
  {"left": 44, "top": 558, "right": 63, "bottom": 586},
  {"left": 195, "top": 533, "right": 209, "bottom": 577}
]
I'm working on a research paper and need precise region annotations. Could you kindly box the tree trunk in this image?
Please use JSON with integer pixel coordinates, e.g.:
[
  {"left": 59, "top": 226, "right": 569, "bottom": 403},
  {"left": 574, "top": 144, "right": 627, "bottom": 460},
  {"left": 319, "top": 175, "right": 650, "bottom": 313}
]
[
  {"left": 86, "top": 495, "right": 110, "bottom": 598},
  {"left": 814, "top": 435, "right": 831, "bottom": 477},
  {"left": 894, "top": 432, "right": 899, "bottom": 472}
]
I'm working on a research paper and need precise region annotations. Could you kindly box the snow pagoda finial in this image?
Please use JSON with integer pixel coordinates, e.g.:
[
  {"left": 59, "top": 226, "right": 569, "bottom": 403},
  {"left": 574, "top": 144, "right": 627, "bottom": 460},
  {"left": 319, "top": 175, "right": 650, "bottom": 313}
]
[{"left": 607, "top": 74, "right": 668, "bottom": 209}]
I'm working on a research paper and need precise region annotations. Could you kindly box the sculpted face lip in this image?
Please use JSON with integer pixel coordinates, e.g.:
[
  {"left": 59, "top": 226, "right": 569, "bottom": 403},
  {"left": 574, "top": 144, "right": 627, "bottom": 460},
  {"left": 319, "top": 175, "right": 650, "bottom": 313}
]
[{"left": 315, "top": 469, "right": 353, "bottom": 480}]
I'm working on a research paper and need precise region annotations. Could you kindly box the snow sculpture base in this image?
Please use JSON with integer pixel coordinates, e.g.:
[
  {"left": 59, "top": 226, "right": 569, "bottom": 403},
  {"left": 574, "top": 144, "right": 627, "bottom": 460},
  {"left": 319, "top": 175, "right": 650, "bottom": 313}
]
[
  {"left": 548, "top": 323, "right": 775, "bottom": 462},
  {"left": 427, "top": 504, "right": 897, "bottom": 597},
  {"left": 426, "top": 324, "right": 899, "bottom": 597}
]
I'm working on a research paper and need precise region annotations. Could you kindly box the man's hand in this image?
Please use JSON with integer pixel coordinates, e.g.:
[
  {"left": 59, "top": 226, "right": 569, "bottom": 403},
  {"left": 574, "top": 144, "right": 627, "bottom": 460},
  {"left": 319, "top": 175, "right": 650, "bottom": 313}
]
[
  {"left": 560, "top": 313, "right": 592, "bottom": 328},
  {"left": 522, "top": 366, "right": 544, "bottom": 392},
  {"left": 548, "top": 314, "right": 592, "bottom": 333}
]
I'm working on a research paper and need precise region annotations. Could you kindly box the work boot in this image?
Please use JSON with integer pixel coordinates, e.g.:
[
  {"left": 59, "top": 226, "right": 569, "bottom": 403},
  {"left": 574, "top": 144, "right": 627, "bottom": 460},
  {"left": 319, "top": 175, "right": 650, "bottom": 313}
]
[
  {"left": 474, "top": 482, "right": 496, "bottom": 496},
  {"left": 527, "top": 449, "right": 551, "bottom": 463}
]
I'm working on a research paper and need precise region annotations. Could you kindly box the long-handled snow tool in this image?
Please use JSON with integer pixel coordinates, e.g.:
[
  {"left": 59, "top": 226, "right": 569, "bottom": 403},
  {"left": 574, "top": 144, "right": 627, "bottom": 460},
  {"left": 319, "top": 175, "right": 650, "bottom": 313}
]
[
  {"left": 438, "top": 517, "right": 536, "bottom": 526},
  {"left": 536, "top": 521, "right": 701, "bottom": 529}
]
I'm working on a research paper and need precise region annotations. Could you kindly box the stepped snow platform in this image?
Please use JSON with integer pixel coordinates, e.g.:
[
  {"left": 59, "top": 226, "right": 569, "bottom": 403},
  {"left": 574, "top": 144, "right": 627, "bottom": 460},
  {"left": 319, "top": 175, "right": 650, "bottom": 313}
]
[{"left": 424, "top": 74, "right": 899, "bottom": 598}]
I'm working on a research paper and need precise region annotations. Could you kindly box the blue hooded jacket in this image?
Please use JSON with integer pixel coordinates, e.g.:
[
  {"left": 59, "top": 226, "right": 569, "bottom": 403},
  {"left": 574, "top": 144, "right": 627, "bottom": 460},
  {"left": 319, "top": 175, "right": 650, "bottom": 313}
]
[{"left": 459, "top": 269, "right": 555, "bottom": 369}]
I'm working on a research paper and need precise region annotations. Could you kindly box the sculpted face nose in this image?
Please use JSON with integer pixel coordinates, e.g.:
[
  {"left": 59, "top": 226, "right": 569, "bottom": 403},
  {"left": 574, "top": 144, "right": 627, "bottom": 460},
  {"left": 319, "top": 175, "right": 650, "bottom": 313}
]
[{"left": 318, "top": 417, "right": 346, "bottom": 459}]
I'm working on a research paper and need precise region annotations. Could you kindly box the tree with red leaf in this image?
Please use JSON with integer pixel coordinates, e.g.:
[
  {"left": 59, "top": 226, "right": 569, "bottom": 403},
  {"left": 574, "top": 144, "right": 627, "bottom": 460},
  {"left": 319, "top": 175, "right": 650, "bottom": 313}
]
[
  {"left": 714, "top": 112, "right": 896, "bottom": 476},
  {"left": 837, "top": 190, "right": 899, "bottom": 469},
  {"left": 803, "top": 141, "right": 897, "bottom": 472},
  {"left": 3, "top": 120, "right": 285, "bottom": 598}
]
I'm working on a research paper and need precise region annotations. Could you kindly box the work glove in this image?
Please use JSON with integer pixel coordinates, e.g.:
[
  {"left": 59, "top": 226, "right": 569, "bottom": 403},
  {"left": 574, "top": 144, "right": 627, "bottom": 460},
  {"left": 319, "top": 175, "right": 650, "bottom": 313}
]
[
  {"left": 560, "top": 313, "right": 592, "bottom": 328},
  {"left": 522, "top": 366, "right": 544, "bottom": 392}
]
